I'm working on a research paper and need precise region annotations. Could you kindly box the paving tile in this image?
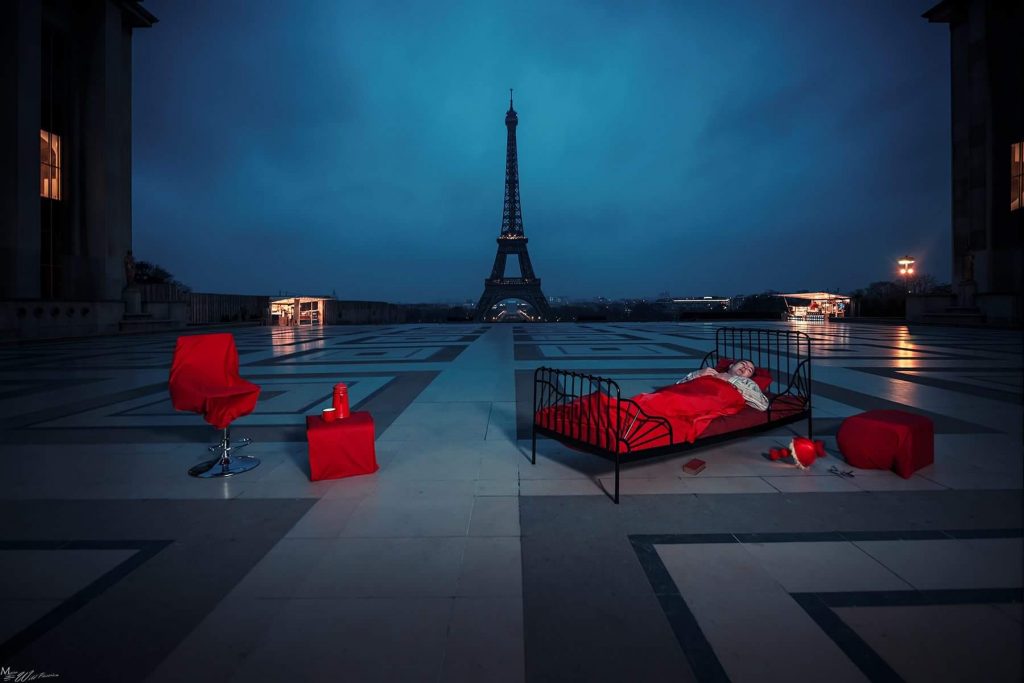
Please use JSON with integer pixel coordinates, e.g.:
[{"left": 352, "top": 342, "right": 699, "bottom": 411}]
[
  {"left": 765, "top": 474, "right": 864, "bottom": 493},
  {"left": 441, "top": 597, "right": 524, "bottom": 683},
  {"left": 848, "top": 472, "right": 948, "bottom": 491},
  {"left": 298, "top": 537, "right": 466, "bottom": 598},
  {"left": 378, "top": 401, "right": 492, "bottom": 442},
  {"left": 339, "top": 482, "right": 475, "bottom": 537},
  {"left": 284, "top": 496, "right": 364, "bottom": 538},
  {"left": 457, "top": 537, "right": 522, "bottom": 597},
  {"left": 227, "top": 597, "right": 452, "bottom": 682},
  {"left": 231, "top": 538, "right": 334, "bottom": 598},
  {"left": 518, "top": 479, "right": 603, "bottom": 496},
  {"left": 474, "top": 479, "right": 519, "bottom": 496},
  {"left": 854, "top": 538, "right": 1024, "bottom": 590},
  {"left": 146, "top": 595, "right": 287, "bottom": 683},
  {"left": 468, "top": 496, "right": 520, "bottom": 536},
  {"left": 834, "top": 604, "right": 1023, "bottom": 682},
  {"left": 739, "top": 541, "right": 912, "bottom": 592},
  {"left": 0, "top": 598, "right": 61, "bottom": 644},
  {"left": 0, "top": 549, "right": 138, "bottom": 599},
  {"left": 485, "top": 401, "right": 518, "bottom": 442}
]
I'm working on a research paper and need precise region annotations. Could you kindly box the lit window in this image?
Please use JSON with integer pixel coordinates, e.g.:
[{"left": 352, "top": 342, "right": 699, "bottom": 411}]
[
  {"left": 1011, "top": 141, "right": 1023, "bottom": 211},
  {"left": 40, "top": 129, "right": 62, "bottom": 200}
]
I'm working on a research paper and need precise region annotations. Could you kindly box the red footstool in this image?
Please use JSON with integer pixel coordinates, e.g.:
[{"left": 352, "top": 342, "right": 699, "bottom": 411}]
[
  {"left": 836, "top": 410, "right": 934, "bottom": 479},
  {"left": 306, "top": 411, "right": 379, "bottom": 481}
]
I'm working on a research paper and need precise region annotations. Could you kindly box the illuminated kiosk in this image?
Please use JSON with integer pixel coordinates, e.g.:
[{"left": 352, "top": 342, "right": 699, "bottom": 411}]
[
  {"left": 779, "top": 292, "right": 852, "bottom": 321},
  {"left": 270, "top": 296, "right": 332, "bottom": 326}
]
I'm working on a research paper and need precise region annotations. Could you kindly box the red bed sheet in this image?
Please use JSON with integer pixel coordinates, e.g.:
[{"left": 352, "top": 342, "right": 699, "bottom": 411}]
[{"left": 698, "top": 393, "right": 805, "bottom": 439}]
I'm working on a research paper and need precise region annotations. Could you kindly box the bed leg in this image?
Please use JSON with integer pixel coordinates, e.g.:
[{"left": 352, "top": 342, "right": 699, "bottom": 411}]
[
  {"left": 531, "top": 426, "right": 537, "bottom": 465},
  {"left": 614, "top": 454, "right": 620, "bottom": 504}
]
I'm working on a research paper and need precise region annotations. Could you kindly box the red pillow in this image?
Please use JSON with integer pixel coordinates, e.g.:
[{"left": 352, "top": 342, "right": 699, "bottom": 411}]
[{"left": 715, "top": 357, "right": 772, "bottom": 392}]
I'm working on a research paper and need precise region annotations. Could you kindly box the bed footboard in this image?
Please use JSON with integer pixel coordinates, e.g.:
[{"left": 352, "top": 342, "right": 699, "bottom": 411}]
[{"left": 532, "top": 366, "right": 672, "bottom": 503}]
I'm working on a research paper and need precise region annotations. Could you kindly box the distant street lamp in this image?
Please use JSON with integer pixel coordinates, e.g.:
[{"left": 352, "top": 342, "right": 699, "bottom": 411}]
[{"left": 898, "top": 255, "right": 915, "bottom": 293}]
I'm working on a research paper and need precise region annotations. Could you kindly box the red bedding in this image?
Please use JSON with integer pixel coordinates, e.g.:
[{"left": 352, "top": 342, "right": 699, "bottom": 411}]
[
  {"left": 699, "top": 393, "right": 804, "bottom": 438},
  {"left": 536, "top": 376, "right": 755, "bottom": 453}
]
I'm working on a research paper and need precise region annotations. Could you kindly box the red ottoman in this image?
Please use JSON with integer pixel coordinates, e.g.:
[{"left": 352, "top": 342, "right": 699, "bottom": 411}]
[
  {"left": 836, "top": 410, "right": 934, "bottom": 479},
  {"left": 306, "top": 411, "right": 379, "bottom": 481}
]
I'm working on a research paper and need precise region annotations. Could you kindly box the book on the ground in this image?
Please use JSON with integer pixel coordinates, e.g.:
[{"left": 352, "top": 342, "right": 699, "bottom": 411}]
[{"left": 682, "top": 458, "right": 706, "bottom": 475}]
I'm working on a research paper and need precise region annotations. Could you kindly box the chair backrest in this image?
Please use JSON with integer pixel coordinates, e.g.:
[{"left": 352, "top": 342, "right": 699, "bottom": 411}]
[{"left": 169, "top": 333, "right": 242, "bottom": 391}]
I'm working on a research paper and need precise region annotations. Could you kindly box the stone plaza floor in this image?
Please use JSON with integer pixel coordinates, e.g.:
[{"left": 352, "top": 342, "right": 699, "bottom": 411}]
[{"left": 0, "top": 321, "right": 1020, "bottom": 682}]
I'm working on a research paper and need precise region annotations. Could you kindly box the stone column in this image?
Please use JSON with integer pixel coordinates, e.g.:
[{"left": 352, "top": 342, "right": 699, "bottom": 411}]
[{"left": 0, "top": 0, "right": 42, "bottom": 300}]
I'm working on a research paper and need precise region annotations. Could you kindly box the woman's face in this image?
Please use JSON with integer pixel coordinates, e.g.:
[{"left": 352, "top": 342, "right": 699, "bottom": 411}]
[{"left": 729, "top": 360, "right": 754, "bottom": 378}]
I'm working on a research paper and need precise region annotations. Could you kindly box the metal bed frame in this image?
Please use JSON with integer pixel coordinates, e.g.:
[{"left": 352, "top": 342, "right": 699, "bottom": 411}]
[{"left": 531, "top": 327, "right": 812, "bottom": 503}]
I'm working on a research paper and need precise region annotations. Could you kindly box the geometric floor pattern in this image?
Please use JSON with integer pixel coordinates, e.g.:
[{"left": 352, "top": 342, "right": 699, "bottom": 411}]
[
  {"left": 638, "top": 530, "right": 1021, "bottom": 682},
  {"left": 0, "top": 321, "right": 1019, "bottom": 681}
]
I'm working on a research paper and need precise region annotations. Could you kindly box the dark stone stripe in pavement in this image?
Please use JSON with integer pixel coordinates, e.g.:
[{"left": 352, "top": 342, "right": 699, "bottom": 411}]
[
  {"left": 0, "top": 382, "right": 170, "bottom": 431},
  {"left": 811, "top": 380, "right": 1000, "bottom": 433},
  {"left": 851, "top": 366, "right": 1021, "bottom": 404},
  {"left": 0, "top": 371, "right": 438, "bottom": 443}
]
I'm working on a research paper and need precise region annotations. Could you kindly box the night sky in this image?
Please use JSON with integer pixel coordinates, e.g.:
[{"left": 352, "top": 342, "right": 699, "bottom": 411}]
[{"left": 132, "top": 0, "right": 951, "bottom": 302}]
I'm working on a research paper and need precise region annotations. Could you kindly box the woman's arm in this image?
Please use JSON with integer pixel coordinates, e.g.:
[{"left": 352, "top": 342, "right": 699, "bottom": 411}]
[
  {"left": 676, "top": 368, "right": 716, "bottom": 384},
  {"left": 730, "top": 377, "right": 769, "bottom": 411}
]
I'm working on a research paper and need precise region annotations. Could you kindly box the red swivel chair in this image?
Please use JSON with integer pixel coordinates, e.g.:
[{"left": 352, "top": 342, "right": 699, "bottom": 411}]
[{"left": 169, "top": 333, "right": 262, "bottom": 478}]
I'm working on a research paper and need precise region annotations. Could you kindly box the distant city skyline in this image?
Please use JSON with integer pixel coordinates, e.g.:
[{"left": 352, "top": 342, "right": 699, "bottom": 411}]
[{"left": 133, "top": 0, "right": 951, "bottom": 302}]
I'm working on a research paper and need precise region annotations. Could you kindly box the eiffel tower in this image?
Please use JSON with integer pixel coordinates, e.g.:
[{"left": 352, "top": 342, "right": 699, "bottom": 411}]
[{"left": 474, "top": 91, "right": 553, "bottom": 322}]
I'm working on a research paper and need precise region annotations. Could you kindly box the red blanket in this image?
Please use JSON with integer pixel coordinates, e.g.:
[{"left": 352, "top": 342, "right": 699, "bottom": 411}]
[{"left": 535, "top": 376, "right": 748, "bottom": 453}]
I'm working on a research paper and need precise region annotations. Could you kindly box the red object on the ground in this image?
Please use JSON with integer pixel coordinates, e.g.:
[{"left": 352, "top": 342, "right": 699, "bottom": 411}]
[
  {"left": 682, "top": 458, "right": 706, "bottom": 475},
  {"left": 168, "top": 333, "right": 261, "bottom": 429},
  {"left": 791, "top": 437, "right": 826, "bottom": 467},
  {"left": 305, "top": 411, "right": 378, "bottom": 481},
  {"left": 768, "top": 437, "right": 825, "bottom": 468},
  {"left": 836, "top": 410, "right": 934, "bottom": 479},
  {"left": 332, "top": 383, "right": 350, "bottom": 418}
]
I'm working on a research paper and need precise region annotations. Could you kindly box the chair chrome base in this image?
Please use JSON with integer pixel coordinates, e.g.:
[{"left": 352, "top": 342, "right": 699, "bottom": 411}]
[{"left": 189, "top": 427, "right": 259, "bottom": 478}]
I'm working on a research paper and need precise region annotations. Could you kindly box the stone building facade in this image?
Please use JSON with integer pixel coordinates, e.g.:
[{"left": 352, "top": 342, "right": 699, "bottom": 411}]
[
  {"left": 0, "top": 0, "right": 156, "bottom": 337},
  {"left": 925, "top": 0, "right": 1023, "bottom": 325}
]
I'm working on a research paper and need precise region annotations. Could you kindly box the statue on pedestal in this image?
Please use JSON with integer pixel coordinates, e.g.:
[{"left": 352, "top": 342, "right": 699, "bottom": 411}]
[{"left": 124, "top": 249, "right": 136, "bottom": 288}]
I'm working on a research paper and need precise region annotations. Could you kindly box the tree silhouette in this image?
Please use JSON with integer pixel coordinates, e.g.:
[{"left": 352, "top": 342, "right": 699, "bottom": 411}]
[{"left": 134, "top": 260, "right": 191, "bottom": 291}]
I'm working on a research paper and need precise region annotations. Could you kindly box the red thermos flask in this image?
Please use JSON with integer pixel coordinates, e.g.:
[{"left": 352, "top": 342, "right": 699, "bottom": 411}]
[{"left": 332, "top": 383, "right": 350, "bottom": 418}]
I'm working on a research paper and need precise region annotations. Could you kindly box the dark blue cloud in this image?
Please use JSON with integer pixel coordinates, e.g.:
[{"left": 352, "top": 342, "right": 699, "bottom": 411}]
[{"left": 133, "top": 0, "right": 950, "bottom": 300}]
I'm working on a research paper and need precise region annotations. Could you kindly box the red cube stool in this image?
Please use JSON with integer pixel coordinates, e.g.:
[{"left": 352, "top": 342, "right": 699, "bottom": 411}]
[
  {"left": 836, "top": 410, "right": 934, "bottom": 479},
  {"left": 305, "top": 411, "right": 379, "bottom": 481}
]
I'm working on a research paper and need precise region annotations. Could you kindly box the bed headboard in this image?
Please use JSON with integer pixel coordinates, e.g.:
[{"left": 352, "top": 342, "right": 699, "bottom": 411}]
[{"left": 701, "top": 327, "right": 812, "bottom": 400}]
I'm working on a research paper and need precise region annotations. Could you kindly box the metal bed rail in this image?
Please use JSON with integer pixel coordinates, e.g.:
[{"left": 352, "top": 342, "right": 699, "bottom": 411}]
[{"left": 700, "top": 327, "right": 812, "bottom": 431}]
